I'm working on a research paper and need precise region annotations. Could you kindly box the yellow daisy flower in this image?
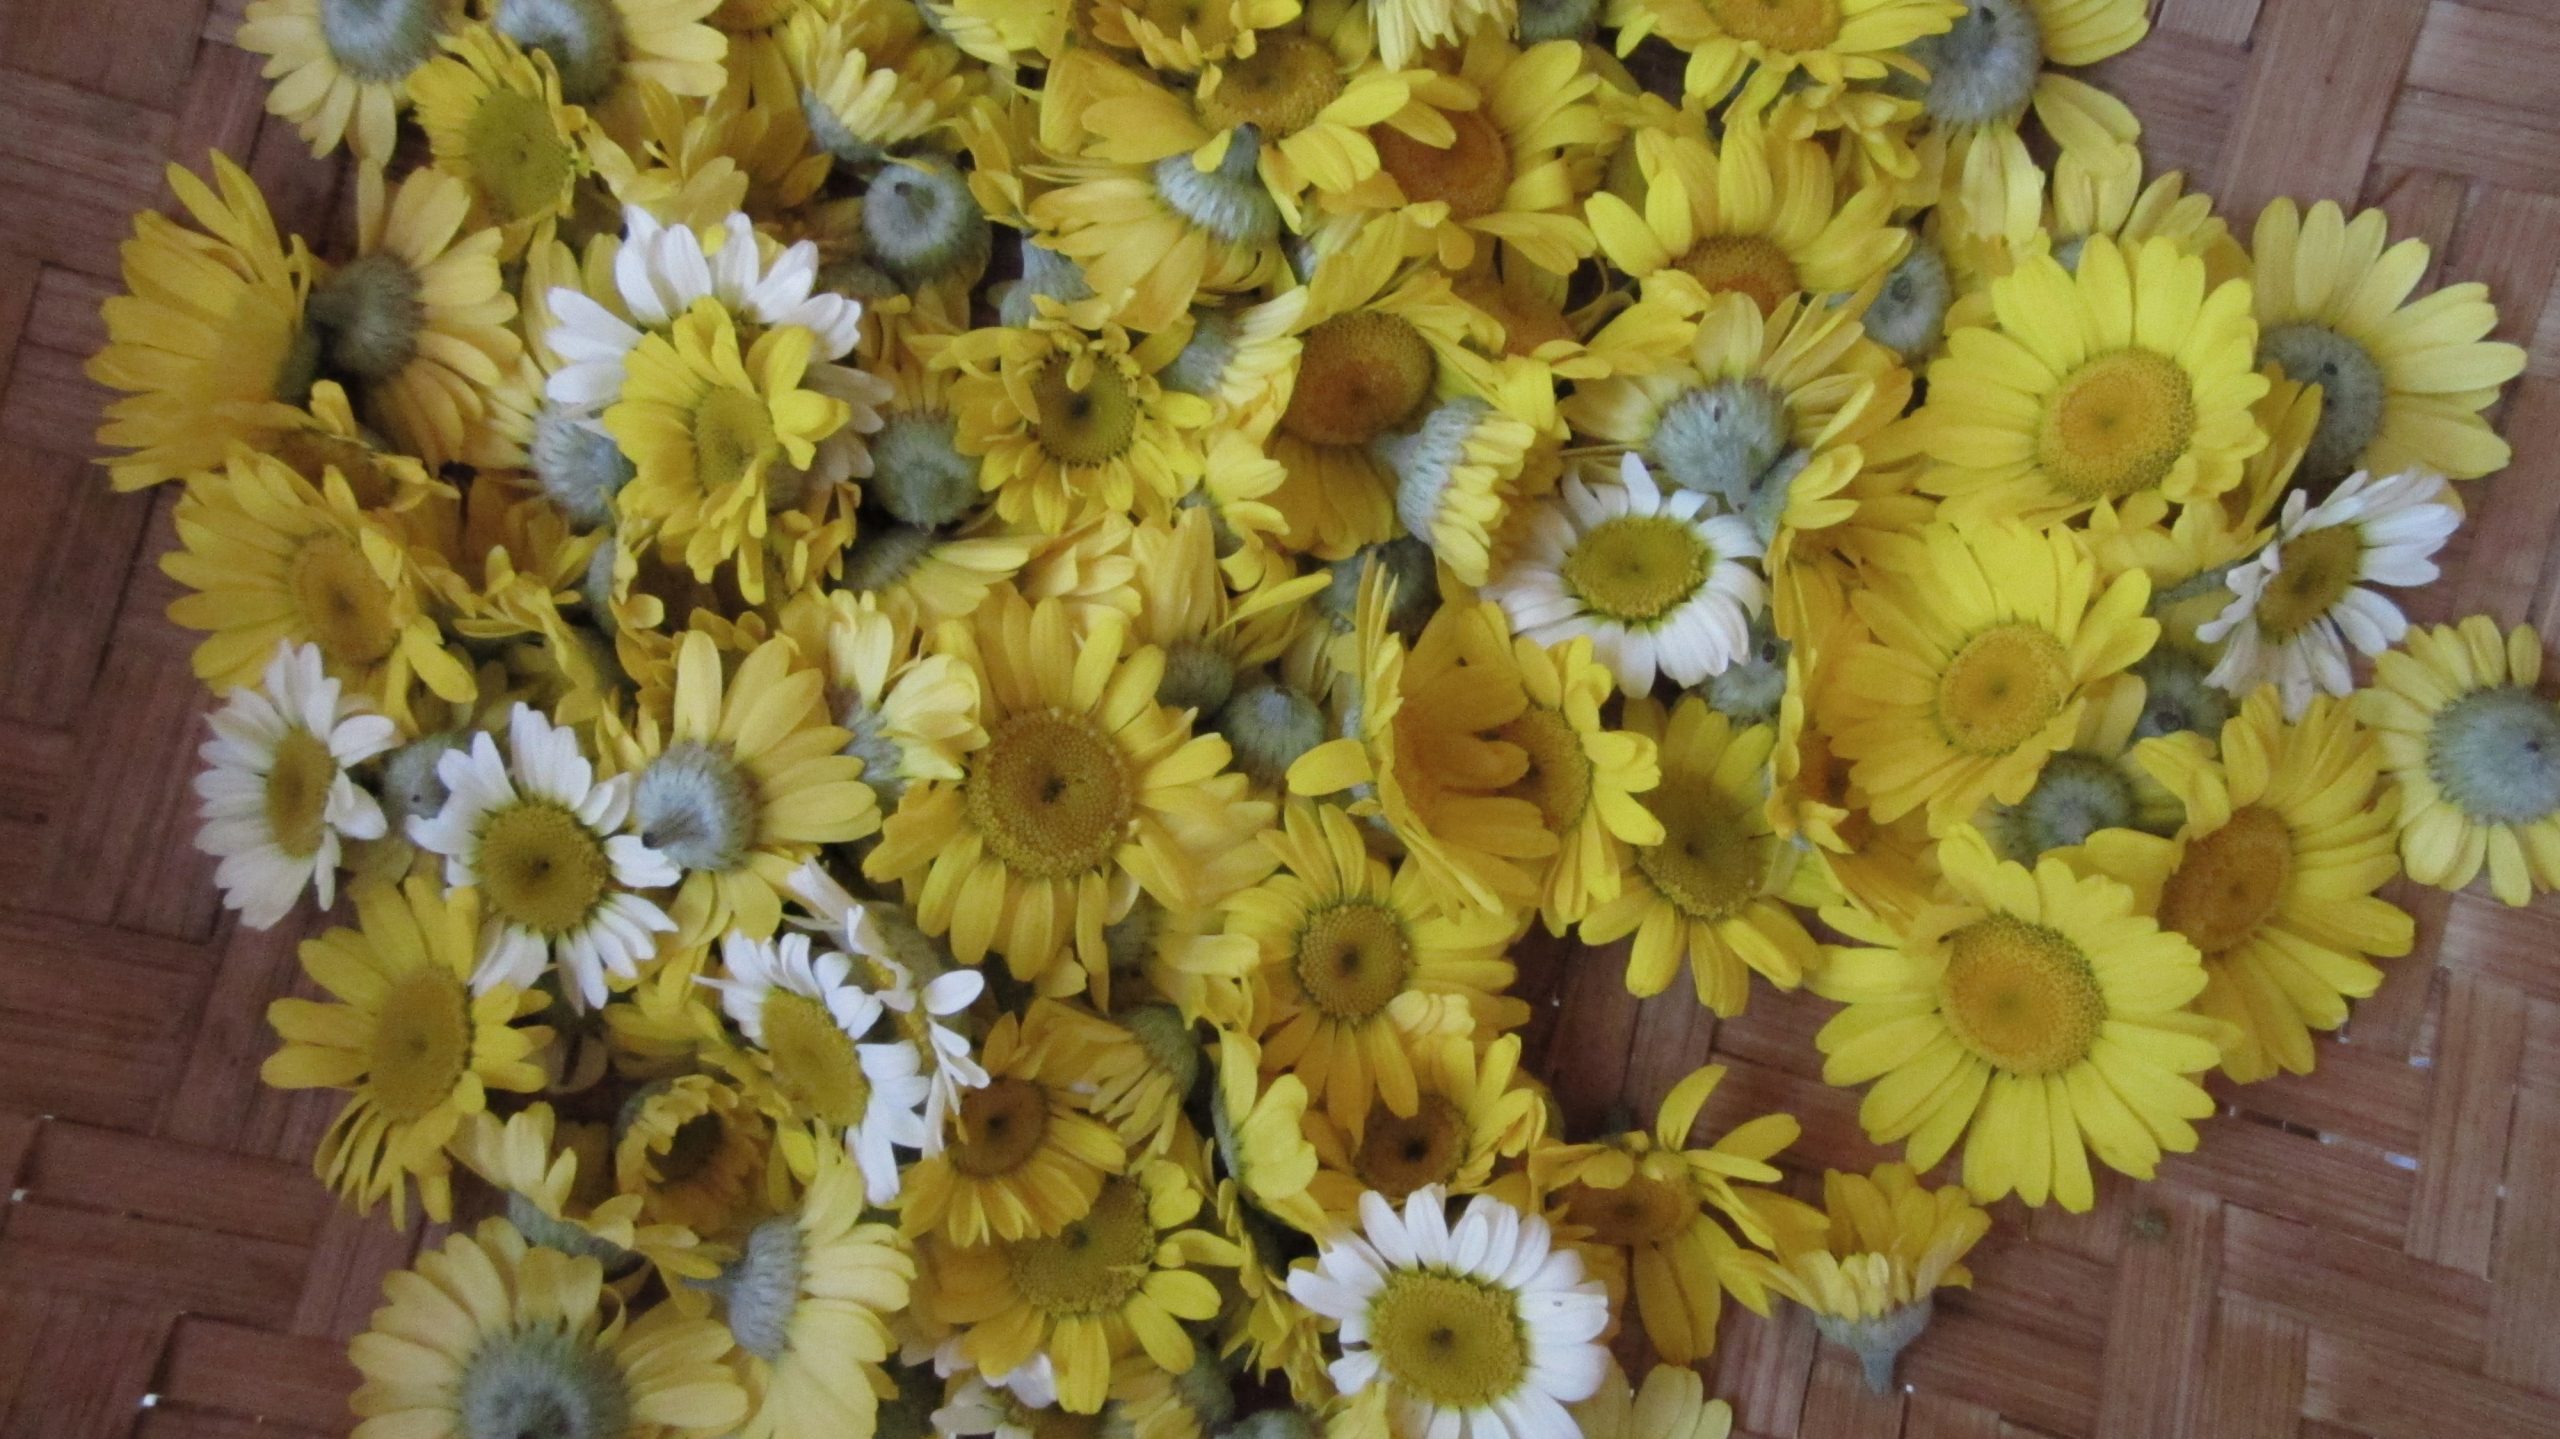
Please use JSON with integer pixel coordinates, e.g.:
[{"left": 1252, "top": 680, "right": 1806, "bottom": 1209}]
[
  {"left": 605, "top": 299, "right": 853, "bottom": 604},
  {"left": 88, "top": 155, "right": 316, "bottom": 492},
  {"left": 1973, "top": 673, "right": 2181, "bottom": 863},
  {"left": 939, "top": 301, "right": 1215, "bottom": 533},
  {"left": 1813, "top": 829, "right": 2223, "bottom": 1211},
  {"left": 450, "top": 1103, "right": 715, "bottom": 1285},
  {"left": 1565, "top": 289, "right": 1910, "bottom": 551},
  {"left": 779, "top": 586, "right": 984, "bottom": 814},
  {"left": 238, "top": 0, "right": 461, "bottom": 160},
  {"left": 864, "top": 588, "right": 1265, "bottom": 998},
  {"left": 2359, "top": 615, "right": 2560, "bottom": 907},
  {"left": 1749, "top": 1163, "right": 1989, "bottom": 1394},
  {"left": 1580, "top": 697, "right": 1831, "bottom": 1014},
  {"left": 783, "top": 0, "right": 972, "bottom": 164},
  {"left": 901, "top": 1005, "right": 1127, "bottom": 1244},
  {"left": 2080, "top": 690, "right": 2411, "bottom": 1082},
  {"left": 613, "top": 630, "right": 879, "bottom": 940},
  {"left": 2251, "top": 197, "right": 2528, "bottom": 487},
  {"left": 351, "top": 1219, "right": 745, "bottom": 1439},
  {"left": 408, "top": 25, "right": 594, "bottom": 252},
  {"left": 1911, "top": 235, "right": 2267, "bottom": 524},
  {"left": 1533, "top": 1064, "right": 1819, "bottom": 1363},
  {"left": 313, "top": 165, "right": 525, "bottom": 471},
  {"left": 1306, "top": 1030, "right": 1544, "bottom": 1217},
  {"left": 1585, "top": 117, "right": 1908, "bottom": 314},
  {"left": 615, "top": 1071, "right": 780, "bottom": 1236},
  {"left": 163, "top": 450, "right": 478, "bottom": 730},
  {"left": 927, "top": 1156, "right": 1239, "bottom": 1414},
  {"left": 1498, "top": 628, "right": 1664, "bottom": 930},
  {"left": 1608, "top": 0, "right": 1959, "bottom": 132},
  {"left": 497, "top": 0, "right": 729, "bottom": 110},
  {"left": 1326, "top": 33, "right": 1609, "bottom": 275},
  {"left": 1232, "top": 801, "right": 1524, "bottom": 1125},
  {"left": 261, "top": 877, "right": 549, "bottom": 1225},
  {"left": 715, "top": 1151, "right": 915, "bottom": 1439},
  {"left": 1829, "top": 520, "right": 2157, "bottom": 830}
]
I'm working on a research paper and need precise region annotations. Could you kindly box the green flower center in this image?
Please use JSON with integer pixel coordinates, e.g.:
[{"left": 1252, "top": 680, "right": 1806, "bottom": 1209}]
[
  {"left": 457, "top": 1324, "right": 633, "bottom": 1439},
  {"left": 2427, "top": 685, "right": 2560, "bottom": 826},
  {"left": 464, "top": 88, "right": 576, "bottom": 225},
  {"left": 320, "top": 0, "right": 446, "bottom": 83},
  {"left": 2259, "top": 322, "right": 2387, "bottom": 487}
]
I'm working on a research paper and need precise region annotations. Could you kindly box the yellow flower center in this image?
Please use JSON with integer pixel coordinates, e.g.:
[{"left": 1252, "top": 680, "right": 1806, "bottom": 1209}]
[
  {"left": 1280, "top": 312, "right": 1436, "bottom": 447},
  {"left": 1470, "top": 285, "right": 1575, "bottom": 358},
  {"left": 1373, "top": 107, "right": 1512, "bottom": 223},
  {"left": 1353, "top": 1094, "right": 1467, "bottom": 1200},
  {"left": 1561, "top": 515, "right": 1711, "bottom": 624},
  {"left": 1198, "top": 35, "right": 1343, "bottom": 137},
  {"left": 365, "top": 968, "right": 473, "bottom": 1123},
  {"left": 1029, "top": 1410, "right": 1104, "bottom": 1439},
  {"left": 2037, "top": 349, "right": 2196, "bottom": 502},
  {"left": 1031, "top": 361, "right": 1139, "bottom": 466},
  {"left": 289, "top": 532, "right": 399, "bottom": 667},
  {"left": 1706, "top": 0, "right": 1842, "bottom": 49},
  {"left": 2157, "top": 804, "right": 2292, "bottom": 956},
  {"left": 711, "top": 0, "right": 794, "bottom": 31},
  {"left": 1938, "top": 912, "right": 2104, "bottom": 1076},
  {"left": 1502, "top": 706, "right": 1594, "bottom": 830},
  {"left": 951, "top": 1077, "right": 1053, "bottom": 1178},
  {"left": 475, "top": 800, "right": 613, "bottom": 937},
  {"left": 1680, "top": 235, "right": 1803, "bottom": 318},
  {"left": 1003, "top": 1178, "right": 1153, "bottom": 1316},
  {"left": 464, "top": 88, "right": 575, "bottom": 224},
  {"left": 965, "top": 710, "right": 1134, "bottom": 879},
  {"left": 692, "top": 387, "right": 779, "bottom": 494},
  {"left": 760, "top": 990, "right": 870, "bottom": 1128},
  {"left": 264, "top": 727, "right": 341, "bottom": 859},
  {"left": 1367, "top": 1270, "right": 1527, "bottom": 1408},
  {"left": 1560, "top": 1170, "right": 1696, "bottom": 1247},
  {"left": 2252, "top": 525, "right": 2363, "bottom": 642},
  {"left": 1633, "top": 801, "right": 1764, "bottom": 921},
  {"left": 1292, "top": 899, "right": 1414, "bottom": 1021},
  {"left": 1936, "top": 623, "right": 2070, "bottom": 756}
]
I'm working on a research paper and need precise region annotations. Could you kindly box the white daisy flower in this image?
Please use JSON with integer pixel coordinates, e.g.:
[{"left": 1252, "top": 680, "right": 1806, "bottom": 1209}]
[
  {"left": 2198, "top": 468, "right": 2461, "bottom": 716},
  {"left": 789, "top": 861, "right": 990, "bottom": 1152},
  {"left": 407, "top": 703, "right": 680, "bottom": 1009},
  {"left": 700, "top": 929, "right": 935, "bottom": 1205},
  {"left": 1484, "top": 452, "right": 1768, "bottom": 695},
  {"left": 544, "top": 207, "right": 889, "bottom": 480},
  {"left": 1287, "top": 1186, "right": 1612, "bottom": 1439},
  {"left": 193, "top": 641, "right": 397, "bottom": 929}
]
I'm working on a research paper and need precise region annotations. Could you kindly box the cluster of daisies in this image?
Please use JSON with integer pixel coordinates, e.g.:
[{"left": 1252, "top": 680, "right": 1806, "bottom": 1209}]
[{"left": 90, "top": 0, "right": 2548, "bottom": 1430}]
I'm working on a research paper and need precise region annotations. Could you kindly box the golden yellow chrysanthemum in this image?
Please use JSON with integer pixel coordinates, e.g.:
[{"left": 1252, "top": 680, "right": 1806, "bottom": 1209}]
[
  {"left": 1501, "top": 627, "right": 1664, "bottom": 930},
  {"left": 939, "top": 301, "right": 1214, "bottom": 533},
  {"left": 409, "top": 25, "right": 594, "bottom": 251},
  {"left": 2251, "top": 197, "right": 2528, "bottom": 487},
  {"left": 1565, "top": 289, "right": 1910, "bottom": 555},
  {"left": 865, "top": 588, "right": 1265, "bottom": 998},
  {"left": 1325, "top": 33, "right": 1608, "bottom": 275},
  {"left": 1911, "top": 235, "right": 2267, "bottom": 525},
  {"left": 350, "top": 1219, "right": 746, "bottom": 1439},
  {"left": 611, "top": 630, "right": 879, "bottom": 940},
  {"left": 1534, "top": 1064, "right": 1818, "bottom": 1363},
  {"left": 927, "top": 1155, "right": 1239, "bottom": 1414},
  {"left": 901, "top": 1005, "right": 1126, "bottom": 1245},
  {"left": 1749, "top": 1163, "right": 1988, "bottom": 1393},
  {"left": 1584, "top": 116, "right": 1908, "bottom": 312},
  {"left": 1581, "top": 697, "right": 1830, "bottom": 1014},
  {"left": 164, "top": 450, "right": 478, "bottom": 730},
  {"left": 89, "top": 155, "right": 315, "bottom": 491},
  {"left": 316, "top": 165, "right": 524, "bottom": 470},
  {"left": 720, "top": 1151, "right": 915, "bottom": 1439},
  {"left": 2080, "top": 690, "right": 2410, "bottom": 1082},
  {"left": 1814, "top": 830, "right": 2224, "bottom": 1211},
  {"left": 238, "top": 0, "right": 460, "bottom": 160},
  {"left": 261, "top": 878, "right": 548, "bottom": 1225},
  {"left": 1289, "top": 571, "right": 1560, "bottom": 914},
  {"left": 1830, "top": 520, "right": 2157, "bottom": 830},
  {"left": 605, "top": 299, "right": 852, "bottom": 603},
  {"left": 1233, "top": 801, "right": 1525, "bottom": 1124},
  {"left": 2359, "top": 615, "right": 2560, "bottom": 907},
  {"left": 1305, "top": 1030, "right": 1543, "bottom": 1218}
]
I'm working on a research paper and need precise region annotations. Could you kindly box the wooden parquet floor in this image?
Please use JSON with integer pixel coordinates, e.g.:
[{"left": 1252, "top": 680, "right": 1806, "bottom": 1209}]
[{"left": 3, "top": 0, "right": 2560, "bottom": 1434}]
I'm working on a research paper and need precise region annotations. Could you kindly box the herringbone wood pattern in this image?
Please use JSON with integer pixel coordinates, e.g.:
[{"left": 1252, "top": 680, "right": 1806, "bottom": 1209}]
[{"left": 3, "top": 0, "right": 2560, "bottom": 1434}]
